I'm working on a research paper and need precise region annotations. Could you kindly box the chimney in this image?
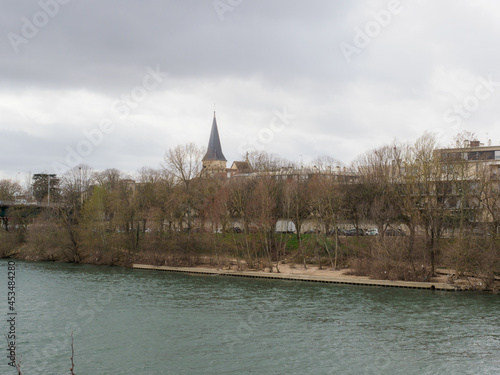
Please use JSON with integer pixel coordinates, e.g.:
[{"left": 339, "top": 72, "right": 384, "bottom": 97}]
[
  {"left": 488, "top": 139, "right": 492, "bottom": 146},
  {"left": 470, "top": 140, "right": 480, "bottom": 147}
]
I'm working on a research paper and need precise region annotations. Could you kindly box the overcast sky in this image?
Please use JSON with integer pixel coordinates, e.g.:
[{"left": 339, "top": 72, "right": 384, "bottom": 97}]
[{"left": 2, "top": 0, "right": 500, "bottom": 183}]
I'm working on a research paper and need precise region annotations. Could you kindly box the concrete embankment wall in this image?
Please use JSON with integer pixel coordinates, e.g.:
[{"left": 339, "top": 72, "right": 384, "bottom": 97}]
[{"left": 132, "top": 264, "right": 462, "bottom": 291}]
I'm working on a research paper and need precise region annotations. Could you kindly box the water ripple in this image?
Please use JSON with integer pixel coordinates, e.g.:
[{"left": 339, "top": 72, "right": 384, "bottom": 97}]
[{"left": 0, "top": 260, "right": 498, "bottom": 375}]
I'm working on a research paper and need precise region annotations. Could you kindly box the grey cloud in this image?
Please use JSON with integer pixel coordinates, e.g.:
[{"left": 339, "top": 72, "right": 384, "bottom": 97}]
[{"left": 1, "top": 0, "right": 500, "bottom": 179}]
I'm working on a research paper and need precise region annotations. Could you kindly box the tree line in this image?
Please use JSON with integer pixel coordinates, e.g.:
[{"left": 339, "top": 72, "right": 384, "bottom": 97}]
[{"left": 1, "top": 132, "right": 499, "bottom": 289}]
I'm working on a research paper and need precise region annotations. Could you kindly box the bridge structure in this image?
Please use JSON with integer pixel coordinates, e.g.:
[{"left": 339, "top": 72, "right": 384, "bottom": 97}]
[{"left": 0, "top": 201, "right": 45, "bottom": 230}]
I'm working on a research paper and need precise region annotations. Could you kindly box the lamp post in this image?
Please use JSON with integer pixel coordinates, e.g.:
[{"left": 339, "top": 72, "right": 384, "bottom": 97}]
[
  {"left": 48, "top": 174, "right": 51, "bottom": 207},
  {"left": 79, "top": 167, "right": 83, "bottom": 205}
]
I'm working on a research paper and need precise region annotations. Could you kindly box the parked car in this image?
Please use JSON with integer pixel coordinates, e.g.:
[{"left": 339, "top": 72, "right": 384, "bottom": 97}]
[
  {"left": 304, "top": 229, "right": 320, "bottom": 234},
  {"left": 231, "top": 227, "right": 242, "bottom": 233},
  {"left": 275, "top": 220, "right": 296, "bottom": 234},
  {"left": 384, "top": 228, "right": 405, "bottom": 236},
  {"left": 365, "top": 228, "right": 379, "bottom": 236},
  {"left": 345, "top": 228, "right": 365, "bottom": 236},
  {"left": 471, "top": 227, "right": 491, "bottom": 237},
  {"left": 328, "top": 228, "right": 348, "bottom": 236}
]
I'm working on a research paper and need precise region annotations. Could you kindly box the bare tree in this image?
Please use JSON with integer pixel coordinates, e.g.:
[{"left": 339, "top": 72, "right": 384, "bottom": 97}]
[
  {"left": 163, "top": 143, "right": 202, "bottom": 188},
  {"left": 248, "top": 177, "right": 282, "bottom": 271},
  {"left": 80, "top": 185, "right": 112, "bottom": 255},
  {"left": 137, "top": 167, "right": 165, "bottom": 185},
  {"left": 60, "top": 164, "right": 94, "bottom": 209},
  {"left": 0, "top": 179, "right": 22, "bottom": 201},
  {"left": 94, "top": 168, "right": 123, "bottom": 191},
  {"left": 412, "top": 132, "right": 452, "bottom": 275},
  {"left": 228, "top": 178, "right": 257, "bottom": 267},
  {"left": 311, "top": 155, "right": 343, "bottom": 173},
  {"left": 57, "top": 165, "right": 95, "bottom": 262},
  {"left": 136, "top": 167, "right": 171, "bottom": 234},
  {"left": 309, "top": 174, "right": 345, "bottom": 269},
  {"left": 450, "top": 130, "right": 479, "bottom": 148},
  {"left": 163, "top": 143, "right": 203, "bottom": 230},
  {"left": 245, "top": 150, "right": 292, "bottom": 172},
  {"left": 476, "top": 163, "right": 500, "bottom": 235},
  {"left": 283, "top": 178, "right": 311, "bottom": 244},
  {"left": 397, "top": 142, "right": 423, "bottom": 265},
  {"left": 352, "top": 143, "right": 402, "bottom": 236}
]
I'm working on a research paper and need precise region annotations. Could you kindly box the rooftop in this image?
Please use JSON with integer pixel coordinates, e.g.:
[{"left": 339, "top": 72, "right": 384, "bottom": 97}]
[{"left": 202, "top": 113, "right": 226, "bottom": 162}]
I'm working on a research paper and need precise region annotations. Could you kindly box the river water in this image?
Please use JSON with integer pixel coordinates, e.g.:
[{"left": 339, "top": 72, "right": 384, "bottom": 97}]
[{"left": 0, "top": 260, "right": 499, "bottom": 375}]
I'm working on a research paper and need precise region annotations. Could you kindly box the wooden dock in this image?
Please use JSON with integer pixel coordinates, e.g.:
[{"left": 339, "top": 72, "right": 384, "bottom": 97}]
[{"left": 132, "top": 264, "right": 463, "bottom": 291}]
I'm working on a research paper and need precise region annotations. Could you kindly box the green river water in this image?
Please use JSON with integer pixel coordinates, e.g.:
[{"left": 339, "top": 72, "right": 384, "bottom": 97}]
[{"left": 0, "top": 260, "right": 499, "bottom": 374}]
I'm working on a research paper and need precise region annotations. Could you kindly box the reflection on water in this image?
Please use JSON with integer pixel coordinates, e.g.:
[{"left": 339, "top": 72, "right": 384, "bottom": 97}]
[{"left": 0, "top": 260, "right": 499, "bottom": 375}]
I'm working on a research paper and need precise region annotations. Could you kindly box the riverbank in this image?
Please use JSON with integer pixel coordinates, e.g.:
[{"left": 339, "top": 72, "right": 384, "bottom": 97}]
[
  {"left": 2, "top": 227, "right": 498, "bottom": 292},
  {"left": 2, "top": 248, "right": 497, "bottom": 291},
  {"left": 132, "top": 263, "right": 476, "bottom": 291}
]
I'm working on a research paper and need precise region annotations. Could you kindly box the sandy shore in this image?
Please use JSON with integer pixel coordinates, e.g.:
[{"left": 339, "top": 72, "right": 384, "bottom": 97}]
[
  {"left": 254, "top": 264, "right": 496, "bottom": 290},
  {"left": 203, "top": 262, "right": 451, "bottom": 283},
  {"left": 133, "top": 263, "right": 470, "bottom": 291},
  {"left": 254, "top": 263, "right": 380, "bottom": 280},
  {"left": 134, "top": 258, "right": 500, "bottom": 291}
]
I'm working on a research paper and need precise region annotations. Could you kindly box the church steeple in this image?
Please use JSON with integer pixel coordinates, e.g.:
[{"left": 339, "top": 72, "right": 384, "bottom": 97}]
[
  {"left": 202, "top": 112, "right": 227, "bottom": 175},
  {"left": 202, "top": 112, "right": 226, "bottom": 162}
]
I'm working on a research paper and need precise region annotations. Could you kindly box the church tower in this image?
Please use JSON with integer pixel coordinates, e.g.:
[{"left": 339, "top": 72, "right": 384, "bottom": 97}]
[{"left": 202, "top": 112, "right": 227, "bottom": 175}]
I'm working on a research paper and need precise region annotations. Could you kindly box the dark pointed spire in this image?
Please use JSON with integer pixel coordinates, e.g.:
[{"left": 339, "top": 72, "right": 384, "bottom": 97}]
[{"left": 202, "top": 112, "right": 227, "bottom": 161}]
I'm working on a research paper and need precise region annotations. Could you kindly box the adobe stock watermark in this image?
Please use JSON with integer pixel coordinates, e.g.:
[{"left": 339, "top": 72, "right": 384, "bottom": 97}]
[
  {"left": 213, "top": 0, "right": 243, "bottom": 21},
  {"left": 7, "top": 0, "right": 71, "bottom": 54},
  {"left": 51, "top": 65, "right": 167, "bottom": 175},
  {"left": 237, "top": 107, "right": 295, "bottom": 155},
  {"left": 339, "top": 0, "right": 404, "bottom": 63},
  {"left": 443, "top": 74, "right": 500, "bottom": 127}
]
